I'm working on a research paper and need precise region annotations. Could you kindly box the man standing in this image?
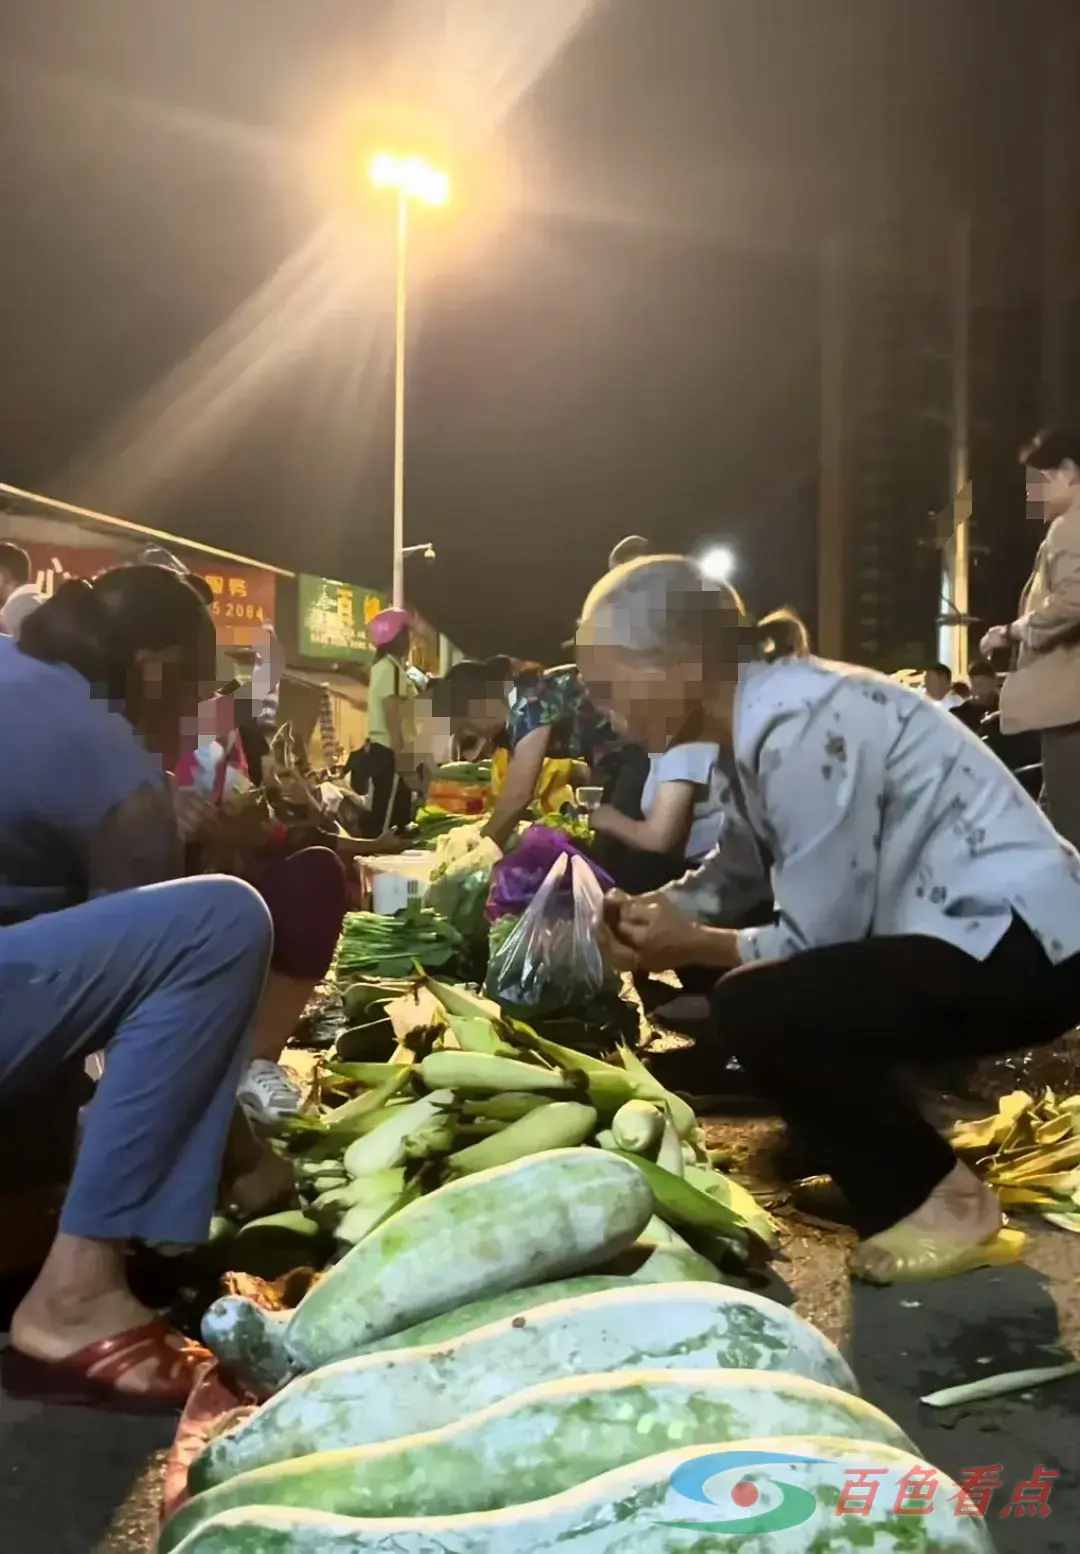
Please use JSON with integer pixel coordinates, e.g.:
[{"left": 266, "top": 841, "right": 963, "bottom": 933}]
[
  {"left": 0, "top": 543, "right": 44, "bottom": 640},
  {"left": 982, "top": 429, "right": 1080, "bottom": 849}
]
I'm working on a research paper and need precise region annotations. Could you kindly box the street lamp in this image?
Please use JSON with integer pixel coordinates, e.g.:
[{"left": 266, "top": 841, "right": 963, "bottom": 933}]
[
  {"left": 369, "top": 152, "right": 450, "bottom": 608},
  {"left": 699, "top": 544, "right": 737, "bottom": 584}
]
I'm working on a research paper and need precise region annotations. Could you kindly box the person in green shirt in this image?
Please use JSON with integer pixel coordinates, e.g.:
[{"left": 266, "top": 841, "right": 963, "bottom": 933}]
[{"left": 346, "top": 608, "right": 417, "bottom": 834}]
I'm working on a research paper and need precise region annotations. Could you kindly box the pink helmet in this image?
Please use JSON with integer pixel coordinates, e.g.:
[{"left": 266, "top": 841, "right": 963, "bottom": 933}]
[{"left": 368, "top": 607, "right": 413, "bottom": 649}]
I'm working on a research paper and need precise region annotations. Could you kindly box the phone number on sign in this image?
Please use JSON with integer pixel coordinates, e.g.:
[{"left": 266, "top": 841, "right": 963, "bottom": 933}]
[{"left": 210, "top": 602, "right": 266, "bottom": 622}]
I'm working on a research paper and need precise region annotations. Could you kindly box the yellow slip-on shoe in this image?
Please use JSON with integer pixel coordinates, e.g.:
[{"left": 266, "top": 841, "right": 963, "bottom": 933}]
[{"left": 850, "top": 1226, "right": 1027, "bottom": 1285}]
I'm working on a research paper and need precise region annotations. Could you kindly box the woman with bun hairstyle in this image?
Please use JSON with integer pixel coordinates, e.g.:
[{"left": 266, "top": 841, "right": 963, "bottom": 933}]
[
  {"left": 0, "top": 570, "right": 274, "bottom": 1408},
  {"left": 4, "top": 566, "right": 343, "bottom": 1148},
  {"left": 578, "top": 554, "right": 1080, "bottom": 1284}
]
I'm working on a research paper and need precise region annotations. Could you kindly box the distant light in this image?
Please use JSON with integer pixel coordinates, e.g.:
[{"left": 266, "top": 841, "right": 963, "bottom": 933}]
[
  {"left": 369, "top": 152, "right": 451, "bottom": 207},
  {"left": 699, "top": 545, "right": 736, "bottom": 583}
]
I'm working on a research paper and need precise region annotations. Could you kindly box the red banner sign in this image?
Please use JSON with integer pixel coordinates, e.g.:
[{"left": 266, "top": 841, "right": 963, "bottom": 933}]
[
  {"left": 17, "top": 541, "right": 277, "bottom": 650},
  {"left": 20, "top": 543, "right": 136, "bottom": 599},
  {"left": 182, "top": 562, "right": 278, "bottom": 649}
]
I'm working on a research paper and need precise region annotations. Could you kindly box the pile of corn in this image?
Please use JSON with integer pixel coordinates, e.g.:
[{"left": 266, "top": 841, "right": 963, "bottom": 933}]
[
  {"left": 278, "top": 975, "right": 779, "bottom": 1273},
  {"left": 950, "top": 1088, "right": 1080, "bottom": 1231}
]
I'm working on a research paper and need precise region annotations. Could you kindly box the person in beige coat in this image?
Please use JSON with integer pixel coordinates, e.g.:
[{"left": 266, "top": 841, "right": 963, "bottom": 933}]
[{"left": 982, "top": 429, "right": 1080, "bottom": 848}]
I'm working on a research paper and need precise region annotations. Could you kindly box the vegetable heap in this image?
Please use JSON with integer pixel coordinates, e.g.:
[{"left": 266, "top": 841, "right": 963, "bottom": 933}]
[
  {"left": 333, "top": 907, "right": 463, "bottom": 981},
  {"left": 952, "top": 1087, "right": 1080, "bottom": 1231},
  {"left": 274, "top": 975, "right": 777, "bottom": 1265},
  {"left": 166, "top": 979, "right": 995, "bottom": 1554}
]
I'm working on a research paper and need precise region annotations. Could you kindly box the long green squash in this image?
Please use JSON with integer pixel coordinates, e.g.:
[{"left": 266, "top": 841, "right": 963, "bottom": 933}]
[
  {"left": 356, "top": 1240, "right": 716, "bottom": 1356},
  {"left": 163, "top": 1436, "right": 996, "bottom": 1554},
  {"left": 357, "top": 1275, "right": 646, "bottom": 1353},
  {"left": 200, "top": 1299, "right": 292, "bottom": 1397},
  {"left": 283, "top": 1150, "right": 653, "bottom": 1370},
  {"left": 192, "top": 1284, "right": 857, "bottom": 1489},
  {"left": 163, "top": 1370, "right": 912, "bottom": 1549}
]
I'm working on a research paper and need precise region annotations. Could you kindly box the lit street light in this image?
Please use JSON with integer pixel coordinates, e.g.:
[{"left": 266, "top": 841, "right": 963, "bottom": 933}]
[
  {"left": 699, "top": 544, "right": 737, "bottom": 583},
  {"left": 369, "top": 152, "right": 450, "bottom": 607}
]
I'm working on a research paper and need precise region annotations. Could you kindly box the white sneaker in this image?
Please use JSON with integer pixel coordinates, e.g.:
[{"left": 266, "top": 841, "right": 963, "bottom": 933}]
[{"left": 238, "top": 1059, "right": 303, "bottom": 1123}]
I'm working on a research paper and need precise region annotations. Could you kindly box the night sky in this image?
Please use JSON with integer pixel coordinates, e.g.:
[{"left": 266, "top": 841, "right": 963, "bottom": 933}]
[{"left": 0, "top": 0, "right": 1056, "bottom": 660}]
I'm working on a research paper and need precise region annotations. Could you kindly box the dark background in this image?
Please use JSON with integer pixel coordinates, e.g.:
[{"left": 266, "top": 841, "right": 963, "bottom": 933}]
[{"left": 0, "top": 0, "right": 1075, "bottom": 661}]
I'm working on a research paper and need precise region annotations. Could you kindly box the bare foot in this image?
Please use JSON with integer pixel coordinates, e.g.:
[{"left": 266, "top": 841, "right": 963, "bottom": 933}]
[{"left": 12, "top": 1285, "right": 157, "bottom": 1365}]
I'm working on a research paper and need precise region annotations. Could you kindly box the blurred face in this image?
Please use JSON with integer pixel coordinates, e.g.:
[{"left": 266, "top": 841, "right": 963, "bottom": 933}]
[
  {"left": 577, "top": 642, "right": 704, "bottom": 751},
  {"left": 0, "top": 567, "right": 18, "bottom": 604},
  {"left": 135, "top": 626, "right": 218, "bottom": 769},
  {"left": 970, "top": 670, "right": 998, "bottom": 704},
  {"left": 462, "top": 690, "right": 512, "bottom": 739},
  {"left": 1026, "top": 460, "right": 1080, "bottom": 523},
  {"left": 405, "top": 699, "right": 455, "bottom": 778},
  {"left": 923, "top": 669, "right": 951, "bottom": 702}
]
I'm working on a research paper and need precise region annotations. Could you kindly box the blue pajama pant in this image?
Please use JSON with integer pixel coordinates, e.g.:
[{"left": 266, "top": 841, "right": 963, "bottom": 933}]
[{"left": 0, "top": 877, "right": 272, "bottom": 1243}]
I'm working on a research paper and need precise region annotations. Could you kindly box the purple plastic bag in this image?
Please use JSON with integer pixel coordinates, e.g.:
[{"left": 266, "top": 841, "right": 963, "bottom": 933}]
[{"left": 487, "top": 825, "right": 613, "bottom": 922}]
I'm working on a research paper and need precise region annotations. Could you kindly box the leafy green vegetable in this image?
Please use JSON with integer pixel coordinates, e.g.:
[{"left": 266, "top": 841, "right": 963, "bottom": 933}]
[
  {"left": 334, "top": 905, "right": 463, "bottom": 983},
  {"left": 530, "top": 810, "right": 594, "bottom": 848}
]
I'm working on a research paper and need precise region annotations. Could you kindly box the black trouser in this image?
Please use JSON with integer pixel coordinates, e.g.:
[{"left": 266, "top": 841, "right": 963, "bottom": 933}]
[
  {"left": 347, "top": 742, "right": 412, "bottom": 835},
  {"left": 1041, "top": 723, "right": 1080, "bottom": 851},
  {"left": 712, "top": 920, "right": 1080, "bottom": 1237}
]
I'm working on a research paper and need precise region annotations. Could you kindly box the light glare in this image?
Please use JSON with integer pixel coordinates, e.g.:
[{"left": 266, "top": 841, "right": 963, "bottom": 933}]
[
  {"left": 369, "top": 151, "right": 450, "bottom": 206},
  {"left": 700, "top": 545, "right": 736, "bottom": 583}
]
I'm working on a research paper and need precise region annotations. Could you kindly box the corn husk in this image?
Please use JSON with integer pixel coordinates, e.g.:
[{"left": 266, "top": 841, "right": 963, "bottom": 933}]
[{"left": 951, "top": 1086, "right": 1080, "bottom": 1231}]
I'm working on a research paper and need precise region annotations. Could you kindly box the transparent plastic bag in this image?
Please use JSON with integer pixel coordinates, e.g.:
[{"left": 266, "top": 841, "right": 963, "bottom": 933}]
[{"left": 484, "top": 853, "right": 608, "bottom": 1016}]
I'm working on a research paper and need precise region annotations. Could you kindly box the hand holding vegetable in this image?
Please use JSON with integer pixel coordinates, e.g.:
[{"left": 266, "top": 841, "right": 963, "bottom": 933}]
[
  {"left": 612, "top": 892, "right": 706, "bottom": 971},
  {"left": 596, "top": 918, "right": 639, "bottom": 973}
]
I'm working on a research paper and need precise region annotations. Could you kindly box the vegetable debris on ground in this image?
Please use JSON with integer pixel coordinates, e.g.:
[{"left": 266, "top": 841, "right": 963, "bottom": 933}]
[{"left": 951, "top": 1087, "right": 1080, "bottom": 1231}]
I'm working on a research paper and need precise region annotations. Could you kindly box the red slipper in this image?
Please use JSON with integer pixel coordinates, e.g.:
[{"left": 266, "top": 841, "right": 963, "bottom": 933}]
[{"left": 1, "top": 1321, "right": 211, "bottom": 1415}]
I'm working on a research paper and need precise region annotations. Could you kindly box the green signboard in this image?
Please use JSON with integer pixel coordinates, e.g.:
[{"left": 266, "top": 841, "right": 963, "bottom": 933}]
[{"left": 298, "top": 574, "right": 387, "bottom": 661}]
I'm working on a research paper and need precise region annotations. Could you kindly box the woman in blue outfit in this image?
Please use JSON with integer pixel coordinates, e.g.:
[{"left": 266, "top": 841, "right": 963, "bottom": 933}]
[
  {"left": 1, "top": 562, "right": 345, "bottom": 1138},
  {"left": 0, "top": 567, "right": 277, "bottom": 1408},
  {"left": 579, "top": 555, "right": 1080, "bottom": 1286},
  {"left": 2, "top": 879, "right": 270, "bottom": 1410}
]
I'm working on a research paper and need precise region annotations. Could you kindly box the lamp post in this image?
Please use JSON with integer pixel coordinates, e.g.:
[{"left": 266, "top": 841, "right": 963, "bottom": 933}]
[{"left": 369, "top": 153, "right": 450, "bottom": 608}]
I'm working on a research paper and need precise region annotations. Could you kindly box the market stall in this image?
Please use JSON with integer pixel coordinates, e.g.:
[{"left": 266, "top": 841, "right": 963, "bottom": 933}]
[{"left": 148, "top": 808, "right": 999, "bottom": 1554}]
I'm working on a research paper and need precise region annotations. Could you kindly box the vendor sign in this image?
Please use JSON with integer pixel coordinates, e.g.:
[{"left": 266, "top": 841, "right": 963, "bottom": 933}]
[
  {"left": 19, "top": 542, "right": 134, "bottom": 596},
  {"left": 184, "top": 564, "right": 277, "bottom": 649},
  {"left": 17, "top": 541, "right": 275, "bottom": 650},
  {"left": 299, "top": 573, "right": 385, "bottom": 661}
]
